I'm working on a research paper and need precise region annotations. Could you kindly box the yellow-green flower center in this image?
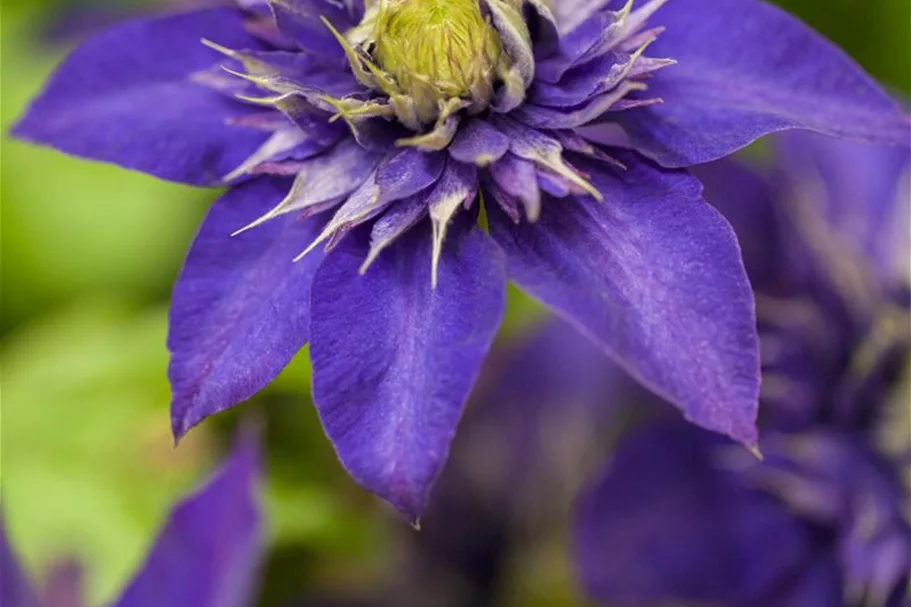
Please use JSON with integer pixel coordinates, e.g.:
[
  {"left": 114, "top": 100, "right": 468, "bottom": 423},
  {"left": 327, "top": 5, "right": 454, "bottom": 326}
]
[{"left": 373, "top": 0, "right": 505, "bottom": 122}]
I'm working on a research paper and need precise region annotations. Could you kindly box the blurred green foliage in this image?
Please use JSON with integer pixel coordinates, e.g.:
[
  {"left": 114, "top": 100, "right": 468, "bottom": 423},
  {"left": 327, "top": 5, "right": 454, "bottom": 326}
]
[{"left": 1, "top": 0, "right": 908, "bottom": 604}]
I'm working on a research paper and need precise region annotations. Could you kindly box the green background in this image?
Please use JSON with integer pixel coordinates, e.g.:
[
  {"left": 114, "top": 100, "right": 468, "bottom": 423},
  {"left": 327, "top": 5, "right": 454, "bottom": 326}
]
[{"left": 1, "top": 1, "right": 909, "bottom": 604}]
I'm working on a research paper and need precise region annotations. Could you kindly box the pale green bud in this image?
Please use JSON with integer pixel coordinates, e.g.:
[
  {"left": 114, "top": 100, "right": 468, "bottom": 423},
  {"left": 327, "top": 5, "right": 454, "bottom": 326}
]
[{"left": 372, "top": 0, "right": 507, "bottom": 124}]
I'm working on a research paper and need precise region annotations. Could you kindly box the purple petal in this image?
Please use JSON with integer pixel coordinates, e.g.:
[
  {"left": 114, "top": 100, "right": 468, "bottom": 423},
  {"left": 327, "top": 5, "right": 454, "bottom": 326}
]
[
  {"left": 773, "top": 132, "right": 911, "bottom": 284},
  {"left": 690, "top": 157, "right": 780, "bottom": 289},
  {"left": 221, "top": 48, "right": 361, "bottom": 98},
  {"left": 232, "top": 138, "right": 382, "bottom": 234},
  {"left": 1, "top": 519, "right": 39, "bottom": 607},
  {"left": 376, "top": 149, "right": 446, "bottom": 204},
  {"left": 12, "top": 8, "right": 269, "bottom": 186},
  {"left": 169, "top": 178, "right": 325, "bottom": 439},
  {"left": 488, "top": 153, "right": 760, "bottom": 445},
  {"left": 610, "top": 0, "right": 910, "bottom": 167},
  {"left": 309, "top": 218, "right": 507, "bottom": 521},
  {"left": 114, "top": 435, "right": 263, "bottom": 607},
  {"left": 574, "top": 421, "right": 812, "bottom": 606},
  {"left": 268, "top": 0, "right": 353, "bottom": 57},
  {"left": 529, "top": 50, "right": 641, "bottom": 108},
  {"left": 361, "top": 195, "right": 431, "bottom": 271},
  {"left": 773, "top": 559, "right": 843, "bottom": 607},
  {"left": 515, "top": 80, "right": 652, "bottom": 129},
  {"left": 488, "top": 154, "right": 541, "bottom": 221},
  {"left": 447, "top": 118, "right": 511, "bottom": 167}
]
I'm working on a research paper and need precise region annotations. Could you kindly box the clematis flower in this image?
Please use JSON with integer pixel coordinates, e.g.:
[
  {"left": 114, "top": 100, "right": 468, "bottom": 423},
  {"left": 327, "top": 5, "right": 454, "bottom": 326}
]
[
  {"left": 0, "top": 435, "right": 262, "bottom": 607},
  {"left": 573, "top": 134, "right": 911, "bottom": 607},
  {"left": 12, "top": 0, "right": 910, "bottom": 520}
]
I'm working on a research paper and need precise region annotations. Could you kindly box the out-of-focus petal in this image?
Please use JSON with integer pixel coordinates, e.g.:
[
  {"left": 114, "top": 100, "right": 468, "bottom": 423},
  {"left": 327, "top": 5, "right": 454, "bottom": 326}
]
[
  {"left": 114, "top": 435, "right": 263, "bottom": 607},
  {"left": 774, "top": 133, "right": 911, "bottom": 285},
  {"left": 574, "top": 421, "right": 813, "bottom": 606}
]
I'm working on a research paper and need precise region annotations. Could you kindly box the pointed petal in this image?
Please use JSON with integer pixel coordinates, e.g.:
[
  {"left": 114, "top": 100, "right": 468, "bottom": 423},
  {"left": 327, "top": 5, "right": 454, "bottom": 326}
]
[
  {"left": 612, "top": 0, "right": 911, "bottom": 167},
  {"left": 224, "top": 127, "right": 308, "bottom": 182},
  {"left": 536, "top": 1, "right": 635, "bottom": 83},
  {"left": 448, "top": 118, "right": 511, "bottom": 167},
  {"left": 12, "top": 8, "right": 269, "bottom": 186},
  {"left": 360, "top": 195, "right": 430, "bottom": 273},
  {"left": 488, "top": 153, "right": 760, "bottom": 445},
  {"left": 427, "top": 162, "right": 480, "bottom": 287},
  {"left": 484, "top": 180, "right": 523, "bottom": 224},
  {"left": 232, "top": 138, "right": 381, "bottom": 234},
  {"left": 169, "top": 178, "right": 326, "bottom": 439},
  {"left": 309, "top": 219, "right": 507, "bottom": 521},
  {"left": 296, "top": 172, "right": 383, "bottom": 257},
  {"left": 0, "top": 519, "right": 39, "bottom": 607},
  {"left": 574, "top": 421, "right": 812, "bottom": 606},
  {"left": 515, "top": 80, "right": 649, "bottom": 129},
  {"left": 488, "top": 154, "right": 541, "bottom": 222},
  {"left": 114, "top": 436, "right": 263, "bottom": 607},
  {"left": 490, "top": 116, "right": 601, "bottom": 200}
]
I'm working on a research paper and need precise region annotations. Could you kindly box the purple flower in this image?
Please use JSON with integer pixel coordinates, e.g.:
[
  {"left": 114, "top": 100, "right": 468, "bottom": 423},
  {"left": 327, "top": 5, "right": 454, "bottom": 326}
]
[
  {"left": 573, "top": 134, "right": 911, "bottom": 607},
  {"left": 12, "top": 0, "right": 910, "bottom": 520},
  {"left": 1, "top": 436, "right": 263, "bottom": 607}
]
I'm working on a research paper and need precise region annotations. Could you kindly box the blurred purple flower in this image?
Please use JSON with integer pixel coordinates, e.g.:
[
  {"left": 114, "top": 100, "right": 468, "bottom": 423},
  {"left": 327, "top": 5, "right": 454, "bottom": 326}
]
[
  {"left": 12, "top": 0, "right": 910, "bottom": 520},
  {"left": 396, "top": 319, "right": 620, "bottom": 606},
  {"left": 573, "top": 135, "right": 911, "bottom": 607},
  {"left": 0, "top": 436, "right": 263, "bottom": 607}
]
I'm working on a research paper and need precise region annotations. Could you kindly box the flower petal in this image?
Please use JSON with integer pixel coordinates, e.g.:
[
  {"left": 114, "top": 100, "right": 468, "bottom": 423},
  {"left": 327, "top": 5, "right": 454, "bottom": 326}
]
[
  {"left": 447, "top": 118, "right": 510, "bottom": 168},
  {"left": 610, "top": 0, "right": 911, "bottom": 167},
  {"left": 360, "top": 195, "right": 431, "bottom": 272},
  {"left": 169, "top": 178, "right": 325, "bottom": 439},
  {"left": 12, "top": 8, "right": 269, "bottom": 186},
  {"left": 376, "top": 149, "right": 447, "bottom": 204},
  {"left": 232, "top": 137, "right": 381, "bottom": 234},
  {"left": 691, "top": 157, "right": 779, "bottom": 288},
  {"left": 488, "top": 153, "right": 760, "bottom": 445},
  {"left": 488, "top": 154, "right": 541, "bottom": 221},
  {"left": 267, "top": 0, "right": 354, "bottom": 57},
  {"left": 574, "top": 421, "right": 813, "bottom": 606},
  {"left": 309, "top": 218, "right": 507, "bottom": 521},
  {"left": 114, "top": 435, "right": 262, "bottom": 607},
  {"left": 0, "top": 518, "right": 39, "bottom": 607}
]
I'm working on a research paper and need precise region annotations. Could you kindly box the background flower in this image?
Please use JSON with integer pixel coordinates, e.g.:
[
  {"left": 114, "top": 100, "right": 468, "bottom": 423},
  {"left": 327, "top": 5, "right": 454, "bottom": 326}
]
[{"left": 573, "top": 133, "right": 911, "bottom": 607}]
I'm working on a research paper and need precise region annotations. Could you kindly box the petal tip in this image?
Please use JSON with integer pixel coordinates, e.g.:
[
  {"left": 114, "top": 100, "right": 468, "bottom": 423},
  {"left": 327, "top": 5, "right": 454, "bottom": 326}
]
[{"left": 746, "top": 443, "right": 764, "bottom": 461}]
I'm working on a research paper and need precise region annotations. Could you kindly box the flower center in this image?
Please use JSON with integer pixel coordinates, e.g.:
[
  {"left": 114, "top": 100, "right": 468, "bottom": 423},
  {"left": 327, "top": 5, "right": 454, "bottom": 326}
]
[{"left": 371, "top": 0, "right": 506, "bottom": 123}]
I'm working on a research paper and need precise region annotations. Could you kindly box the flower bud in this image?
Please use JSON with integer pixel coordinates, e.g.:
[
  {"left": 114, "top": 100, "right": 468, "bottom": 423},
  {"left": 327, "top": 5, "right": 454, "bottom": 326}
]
[{"left": 373, "top": 0, "right": 506, "bottom": 124}]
